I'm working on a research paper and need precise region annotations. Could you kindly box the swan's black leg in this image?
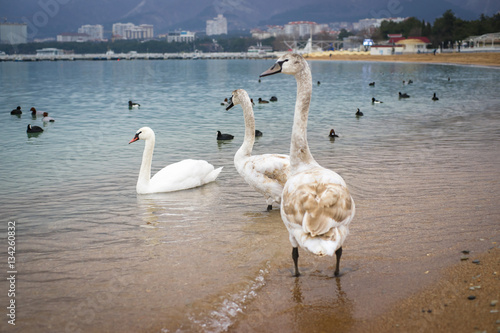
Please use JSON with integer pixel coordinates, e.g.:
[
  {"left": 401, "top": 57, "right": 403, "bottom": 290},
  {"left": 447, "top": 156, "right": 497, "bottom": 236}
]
[
  {"left": 292, "top": 247, "right": 300, "bottom": 277},
  {"left": 334, "top": 247, "right": 343, "bottom": 277},
  {"left": 266, "top": 204, "right": 273, "bottom": 211}
]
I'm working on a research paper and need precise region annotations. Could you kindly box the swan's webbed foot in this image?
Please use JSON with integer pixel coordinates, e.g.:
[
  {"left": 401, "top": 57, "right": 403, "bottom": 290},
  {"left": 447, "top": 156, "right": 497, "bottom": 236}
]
[
  {"left": 334, "top": 247, "right": 343, "bottom": 277},
  {"left": 266, "top": 204, "right": 273, "bottom": 211},
  {"left": 292, "top": 247, "right": 300, "bottom": 277}
]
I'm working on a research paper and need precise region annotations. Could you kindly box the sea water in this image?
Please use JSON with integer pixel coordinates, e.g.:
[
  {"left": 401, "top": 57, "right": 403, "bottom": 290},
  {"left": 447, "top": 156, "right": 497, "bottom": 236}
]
[{"left": 1, "top": 59, "right": 499, "bottom": 332}]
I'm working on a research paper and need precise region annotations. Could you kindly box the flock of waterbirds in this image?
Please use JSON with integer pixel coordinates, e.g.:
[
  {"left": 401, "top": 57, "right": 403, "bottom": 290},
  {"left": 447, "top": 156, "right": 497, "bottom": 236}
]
[
  {"left": 10, "top": 54, "right": 445, "bottom": 279},
  {"left": 10, "top": 106, "right": 56, "bottom": 135}
]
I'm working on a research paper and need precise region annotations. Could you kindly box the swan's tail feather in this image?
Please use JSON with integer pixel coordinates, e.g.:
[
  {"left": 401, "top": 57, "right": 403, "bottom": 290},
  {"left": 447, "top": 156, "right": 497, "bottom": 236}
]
[{"left": 206, "top": 167, "right": 223, "bottom": 183}]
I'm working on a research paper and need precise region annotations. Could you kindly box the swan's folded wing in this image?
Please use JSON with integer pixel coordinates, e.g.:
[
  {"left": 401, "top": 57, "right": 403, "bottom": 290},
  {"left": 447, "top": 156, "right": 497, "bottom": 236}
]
[
  {"left": 244, "top": 154, "right": 290, "bottom": 186},
  {"left": 283, "top": 182, "right": 353, "bottom": 237},
  {"left": 150, "top": 159, "right": 218, "bottom": 191}
]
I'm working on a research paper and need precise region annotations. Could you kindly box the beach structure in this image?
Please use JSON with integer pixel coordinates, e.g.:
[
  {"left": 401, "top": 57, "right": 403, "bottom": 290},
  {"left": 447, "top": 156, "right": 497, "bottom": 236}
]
[
  {"left": 464, "top": 32, "right": 500, "bottom": 51},
  {"left": 371, "top": 35, "right": 430, "bottom": 55}
]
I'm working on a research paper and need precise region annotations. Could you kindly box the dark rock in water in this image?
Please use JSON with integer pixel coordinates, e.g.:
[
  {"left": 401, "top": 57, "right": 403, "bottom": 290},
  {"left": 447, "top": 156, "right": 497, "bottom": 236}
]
[
  {"left": 468, "top": 295, "right": 476, "bottom": 300},
  {"left": 461, "top": 250, "right": 470, "bottom": 254}
]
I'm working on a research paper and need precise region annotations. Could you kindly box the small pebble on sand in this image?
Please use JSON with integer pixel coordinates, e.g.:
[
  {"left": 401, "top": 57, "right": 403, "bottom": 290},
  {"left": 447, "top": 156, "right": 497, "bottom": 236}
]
[{"left": 468, "top": 295, "right": 476, "bottom": 300}]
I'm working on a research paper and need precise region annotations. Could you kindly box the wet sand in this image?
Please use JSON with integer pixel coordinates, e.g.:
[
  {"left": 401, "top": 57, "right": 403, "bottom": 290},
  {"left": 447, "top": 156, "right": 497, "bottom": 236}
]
[
  {"left": 229, "top": 247, "right": 500, "bottom": 333},
  {"left": 361, "top": 247, "right": 500, "bottom": 332},
  {"left": 305, "top": 51, "right": 500, "bottom": 67}
]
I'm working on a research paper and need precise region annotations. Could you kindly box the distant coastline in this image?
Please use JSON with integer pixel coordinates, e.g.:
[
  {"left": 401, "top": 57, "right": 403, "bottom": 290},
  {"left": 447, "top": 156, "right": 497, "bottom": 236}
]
[
  {"left": 0, "top": 51, "right": 274, "bottom": 62},
  {"left": 2, "top": 51, "right": 499, "bottom": 67}
]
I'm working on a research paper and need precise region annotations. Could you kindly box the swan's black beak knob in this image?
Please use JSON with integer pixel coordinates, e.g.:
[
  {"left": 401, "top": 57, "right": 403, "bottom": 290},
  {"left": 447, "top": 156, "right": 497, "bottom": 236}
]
[
  {"left": 225, "top": 96, "right": 235, "bottom": 111},
  {"left": 129, "top": 132, "right": 140, "bottom": 144}
]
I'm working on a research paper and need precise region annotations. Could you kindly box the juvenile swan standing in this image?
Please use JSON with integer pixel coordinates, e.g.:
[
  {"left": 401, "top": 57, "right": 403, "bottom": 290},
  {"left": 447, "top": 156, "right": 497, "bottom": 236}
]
[
  {"left": 129, "top": 127, "right": 222, "bottom": 194},
  {"left": 261, "top": 54, "right": 355, "bottom": 277},
  {"left": 226, "top": 89, "right": 290, "bottom": 211}
]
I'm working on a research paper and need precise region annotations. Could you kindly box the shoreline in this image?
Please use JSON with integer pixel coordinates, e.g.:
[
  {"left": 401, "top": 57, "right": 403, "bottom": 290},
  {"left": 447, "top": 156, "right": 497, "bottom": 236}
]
[
  {"left": 305, "top": 51, "right": 500, "bottom": 67},
  {"left": 229, "top": 242, "right": 500, "bottom": 333}
]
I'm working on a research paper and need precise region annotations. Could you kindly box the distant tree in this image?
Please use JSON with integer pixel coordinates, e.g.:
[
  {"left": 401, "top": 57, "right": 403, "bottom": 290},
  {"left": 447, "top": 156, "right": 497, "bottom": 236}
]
[
  {"left": 272, "top": 35, "right": 291, "bottom": 51},
  {"left": 338, "top": 29, "right": 353, "bottom": 40},
  {"left": 314, "top": 31, "right": 334, "bottom": 41},
  {"left": 378, "top": 17, "right": 423, "bottom": 38},
  {"left": 432, "top": 9, "right": 457, "bottom": 46}
]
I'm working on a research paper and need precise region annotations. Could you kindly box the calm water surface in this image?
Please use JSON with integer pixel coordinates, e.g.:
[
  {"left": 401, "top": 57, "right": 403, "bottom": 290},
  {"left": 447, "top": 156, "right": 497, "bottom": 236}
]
[{"left": 1, "top": 59, "right": 499, "bottom": 332}]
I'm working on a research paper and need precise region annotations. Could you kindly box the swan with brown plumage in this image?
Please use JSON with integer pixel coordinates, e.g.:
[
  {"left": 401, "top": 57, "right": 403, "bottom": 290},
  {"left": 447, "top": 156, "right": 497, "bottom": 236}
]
[
  {"left": 260, "top": 53, "right": 355, "bottom": 277},
  {"left": 226, "top": 89, "right": 290, "bottom": 211}
]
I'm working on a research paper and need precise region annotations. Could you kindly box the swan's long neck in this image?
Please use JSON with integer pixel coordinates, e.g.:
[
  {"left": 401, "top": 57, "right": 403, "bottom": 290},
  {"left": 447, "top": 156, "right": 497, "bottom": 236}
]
[
  {"left": 137, "top": 134, "right": 154, "bottom": 190},
  {"left": 235, "top": 97, "right": 255, "bottom": 160},
  {"left": 290, "top": 65, "right": 316, "bottom": 171}
]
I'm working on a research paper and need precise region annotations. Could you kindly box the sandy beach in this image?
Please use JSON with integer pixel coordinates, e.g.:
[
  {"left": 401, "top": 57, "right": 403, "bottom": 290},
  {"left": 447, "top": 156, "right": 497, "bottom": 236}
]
[
  {"left": 305, "top": 51, "right": 500, "bottom": 67},
  {"left": 230, "top": 246, "right": 500, "bottom": 333},
  {"left": 361, "top": 247, "right": 500, "bottom": 332}
]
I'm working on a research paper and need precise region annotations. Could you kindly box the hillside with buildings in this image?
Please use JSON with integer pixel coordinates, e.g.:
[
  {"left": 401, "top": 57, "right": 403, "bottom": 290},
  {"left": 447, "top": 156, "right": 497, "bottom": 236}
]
[
  {"left": 0, "top": 1, "right": 499, "bottom": 57},
  {"left": 0, "top": 0, "right": 497, "bottom": 39}
]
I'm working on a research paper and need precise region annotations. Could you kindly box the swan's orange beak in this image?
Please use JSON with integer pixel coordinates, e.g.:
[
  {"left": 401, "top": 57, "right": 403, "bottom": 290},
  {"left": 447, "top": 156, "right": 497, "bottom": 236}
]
[{"left": 129, "top": 133, "right": 140, "bottom": 144}]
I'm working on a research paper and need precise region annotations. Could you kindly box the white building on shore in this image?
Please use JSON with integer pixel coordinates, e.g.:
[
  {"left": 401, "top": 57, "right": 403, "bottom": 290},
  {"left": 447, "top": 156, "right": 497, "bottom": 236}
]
[
  {"left": 112, "top": 23, "right": 134, "bottom": 39},
  {"left": 57, "top": 33, "right": 91, "bottom": 42},
  {"left": 36, "top": 48, "right": 65, "bottom": 56},
  {"left": 163, "top": 31, "right": 196, "bottom": 43},
  {"left": 0, "top": 23, "right": 27, "bottom": 44},
  {"left": 78, "top": 25, "right": 104, "bottom": 41},
  {"left": 112, "top": 23, "right": 154, "bottom": 40},
  {"left": 206, "top": 14, "right": 227, "bottom": 36},
  {"left": 283, "top": 21, "right": 329, "bottom": 38}
]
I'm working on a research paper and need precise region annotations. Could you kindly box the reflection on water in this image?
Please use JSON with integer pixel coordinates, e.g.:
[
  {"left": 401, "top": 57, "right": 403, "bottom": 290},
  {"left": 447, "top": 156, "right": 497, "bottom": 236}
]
[
  {"left": 0, "top": 60, "right": 499, "bottom": 332},
  {"left": 290, "top": 277, "right": 354, "bottom": 333}
]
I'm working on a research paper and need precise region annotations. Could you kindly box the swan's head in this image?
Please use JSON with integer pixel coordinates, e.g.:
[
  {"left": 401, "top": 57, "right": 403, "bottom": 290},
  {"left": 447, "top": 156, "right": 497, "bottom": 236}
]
[
  {"left": 226, "top": 89, "right": 250, "bottom": 111},
  {"left": 129, "top": 127, "right": 154, "bottom": 144},
  {"left": 260, "top": 53, "right": 307, "bottom": 77}
]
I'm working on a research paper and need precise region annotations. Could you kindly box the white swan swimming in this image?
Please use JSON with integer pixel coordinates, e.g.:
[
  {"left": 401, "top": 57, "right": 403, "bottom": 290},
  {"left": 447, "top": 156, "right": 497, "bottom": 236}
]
[
  {"left": 129, "top": 127, "right": 223, "bottom": 194},
  {"left": 261, "top": 53, "right": 355, "bottom": 277},
  {"left": 226, "top": 89, "right": 290, "bottom": 211}
]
